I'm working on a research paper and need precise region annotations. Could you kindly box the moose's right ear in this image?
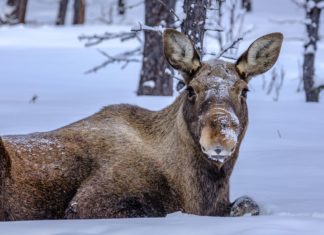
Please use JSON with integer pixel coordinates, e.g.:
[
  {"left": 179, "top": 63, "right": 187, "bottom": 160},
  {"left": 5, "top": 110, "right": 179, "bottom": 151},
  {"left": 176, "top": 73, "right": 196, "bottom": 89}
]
[{"left": 163, "top": 29, "right": 201, "bottom": 75}]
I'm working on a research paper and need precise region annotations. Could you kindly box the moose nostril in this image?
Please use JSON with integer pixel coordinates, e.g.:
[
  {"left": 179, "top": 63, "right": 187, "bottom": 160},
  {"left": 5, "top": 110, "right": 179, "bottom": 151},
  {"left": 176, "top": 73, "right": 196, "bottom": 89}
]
[{"left": 215, "top": 148, "right": 222, "bottom": 154}]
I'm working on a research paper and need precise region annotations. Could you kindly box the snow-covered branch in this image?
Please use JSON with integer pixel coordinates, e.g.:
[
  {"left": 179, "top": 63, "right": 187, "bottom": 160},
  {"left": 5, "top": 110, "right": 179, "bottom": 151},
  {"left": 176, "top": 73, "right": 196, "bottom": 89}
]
[{"left": 131, "top": 22, "right": 165, "bottom": 34}]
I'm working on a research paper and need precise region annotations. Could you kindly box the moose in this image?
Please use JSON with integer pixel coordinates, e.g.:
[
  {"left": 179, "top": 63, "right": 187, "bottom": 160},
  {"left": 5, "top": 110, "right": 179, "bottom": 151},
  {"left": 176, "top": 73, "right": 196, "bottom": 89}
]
[{"left": 0, "top": 29, "right": 283, "bottom": 221}]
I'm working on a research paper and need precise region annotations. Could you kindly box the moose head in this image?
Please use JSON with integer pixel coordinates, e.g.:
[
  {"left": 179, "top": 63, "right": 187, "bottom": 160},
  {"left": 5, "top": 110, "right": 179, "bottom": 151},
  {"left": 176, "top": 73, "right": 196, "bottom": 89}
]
[{"left": 163, "top": 29, "right": 283, "bottom": 165}]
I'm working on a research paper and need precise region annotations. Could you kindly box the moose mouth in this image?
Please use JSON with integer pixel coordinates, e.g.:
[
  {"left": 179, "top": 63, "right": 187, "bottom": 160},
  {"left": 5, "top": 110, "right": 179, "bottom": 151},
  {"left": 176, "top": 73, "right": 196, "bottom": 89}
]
[
  {"left": 200, "top": 146, "right": 230, "bottom": 164},
  {"left": 207, "top": 154, "right": 229, "bottom": 164}
]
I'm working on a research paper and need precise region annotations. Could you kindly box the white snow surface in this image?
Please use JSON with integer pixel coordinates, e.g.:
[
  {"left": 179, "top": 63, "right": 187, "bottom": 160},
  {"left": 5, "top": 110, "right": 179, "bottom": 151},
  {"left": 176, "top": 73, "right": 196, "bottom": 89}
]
[{"left": 1, "top": 0, "right": 324, "bottom": 234}]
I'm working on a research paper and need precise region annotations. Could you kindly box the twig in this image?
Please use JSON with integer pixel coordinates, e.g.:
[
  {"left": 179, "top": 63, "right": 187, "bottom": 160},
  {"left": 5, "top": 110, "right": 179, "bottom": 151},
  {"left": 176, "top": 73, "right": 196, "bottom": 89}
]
[
  {"left": 79, "top": 31, "right": 140, "bottom": 47},
  {"left": 131, "top": 22, "right": 164, "bottom": 33},
  {"left": 277, "top": 129, "right": 282, "bottom": 138},
  {"left": 270, "top": 18, "right": 307, "bottom": 25},
  {"left": 85, "top": 47, "right": 142, "bottom": 74},
  {"left": 317, "top": 84, "right": 324, "bottom": 91},
  {"left": 125, "top": 1, "right": 144, "bottom": 10},
  {"left": 291, "top": 0, "right": 306, "bottom": 8},
  {"left": 210, "top": 37, "right": 243, "bottom": 58}
]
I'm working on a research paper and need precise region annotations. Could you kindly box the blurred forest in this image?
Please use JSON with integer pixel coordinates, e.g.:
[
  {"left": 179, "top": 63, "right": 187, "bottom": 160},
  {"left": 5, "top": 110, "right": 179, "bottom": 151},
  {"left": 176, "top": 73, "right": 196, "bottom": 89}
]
[{"left": 1, "top": 0, "right": 324, "bottom": 102}]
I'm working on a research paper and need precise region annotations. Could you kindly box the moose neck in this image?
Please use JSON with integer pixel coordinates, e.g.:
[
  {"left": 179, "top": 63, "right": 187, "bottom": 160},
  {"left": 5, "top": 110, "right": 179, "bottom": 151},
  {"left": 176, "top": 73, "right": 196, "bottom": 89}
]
[{"left": 150, "top": 92, "right": 237, "bottom": 215}]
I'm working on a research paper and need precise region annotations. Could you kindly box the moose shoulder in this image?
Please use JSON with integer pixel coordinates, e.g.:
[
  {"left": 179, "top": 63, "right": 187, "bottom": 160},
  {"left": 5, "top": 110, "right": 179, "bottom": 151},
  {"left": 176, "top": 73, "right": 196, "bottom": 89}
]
[{"left": 0, "top": 29, "right": 283, "bottom": 220}]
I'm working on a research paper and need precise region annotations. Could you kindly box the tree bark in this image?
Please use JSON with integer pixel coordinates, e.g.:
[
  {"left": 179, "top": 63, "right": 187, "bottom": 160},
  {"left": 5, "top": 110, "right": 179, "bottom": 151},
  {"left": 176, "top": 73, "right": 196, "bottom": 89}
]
[
  {"left": 181, "top": 0, "right": 208, "bottom": 56},
  {"left": 137, "top": 0, "right": 176, "bottom": 96},
  {"left": 241, "top": 0, "right": 252, "bottom": 12},
  {"left": 303, "top": 0, "right": 322, "bottom": 102},
  {"left": 73, "top": 0, "right": 85, "bottom": 25},
  {"left": 56, "top": 0, "right": 69, "bottom": 25},
  {"left": 118, "top": 0, "right": 126, "bottom": 15},
  {"left": 16, "top": 0, "right": 28, "bottom": 23}
]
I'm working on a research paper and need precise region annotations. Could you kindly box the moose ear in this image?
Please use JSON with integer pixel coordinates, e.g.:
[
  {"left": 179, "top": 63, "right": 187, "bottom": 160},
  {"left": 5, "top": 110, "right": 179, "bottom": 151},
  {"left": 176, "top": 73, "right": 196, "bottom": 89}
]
[
  {"left": 236, "top": 32, "right": 283, "bottom": 81},
  {"left": 163, "top": 29, "right": 201, "bottom": 76}
]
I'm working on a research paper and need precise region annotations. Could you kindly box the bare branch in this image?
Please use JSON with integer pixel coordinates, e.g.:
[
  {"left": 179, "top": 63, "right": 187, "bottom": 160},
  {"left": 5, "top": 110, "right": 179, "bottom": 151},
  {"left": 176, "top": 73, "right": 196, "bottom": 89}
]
[
  {"left": 85, "top": 47, "right": 141, "bottom": 74},
  {"left": 317, "top": 84, "right": 324, "bottom": 91},
  {"left": 204, "top": 25, "right": 224, "bottom": 31},
  {"left": 131, "top": 22, "right": 164, "bottom": 33},
  {"left": 79, "top": 31, "right": 140, "bottom": 47},
  {"left": 269, "top": 18, "right": 307, "bottom": 25},
  {"left": 124, "top": 1, "right": 144, "bottom": 10},
  {"left": 213, "top": 37, "right": 243, "bottom": 58},
  {"left": 291, "top": 0, "right": 306, "bottom": 8}
]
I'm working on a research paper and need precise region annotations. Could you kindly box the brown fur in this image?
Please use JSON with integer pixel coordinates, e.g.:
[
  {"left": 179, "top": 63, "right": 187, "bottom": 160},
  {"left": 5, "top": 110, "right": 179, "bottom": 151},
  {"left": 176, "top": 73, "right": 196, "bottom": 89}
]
[{"left": 0, "top": 29, "right": 283, "bottom": 220}]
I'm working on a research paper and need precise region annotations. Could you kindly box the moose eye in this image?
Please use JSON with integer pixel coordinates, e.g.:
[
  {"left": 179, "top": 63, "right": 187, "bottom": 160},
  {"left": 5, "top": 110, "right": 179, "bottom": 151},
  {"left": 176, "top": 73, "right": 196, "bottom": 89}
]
[
  {"left": 187, "top": 86, "right": 196, "bottom": 101},
  {"left": 241, "top": 88, "right": 249, "bottom": 98}
]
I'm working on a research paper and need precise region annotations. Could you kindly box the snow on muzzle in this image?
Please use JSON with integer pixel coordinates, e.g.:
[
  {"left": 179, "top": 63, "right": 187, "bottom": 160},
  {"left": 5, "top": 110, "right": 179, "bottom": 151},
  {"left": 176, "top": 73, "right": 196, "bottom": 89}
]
[{"left": 199, "top": 107, "right": 240, "bottom": 164}]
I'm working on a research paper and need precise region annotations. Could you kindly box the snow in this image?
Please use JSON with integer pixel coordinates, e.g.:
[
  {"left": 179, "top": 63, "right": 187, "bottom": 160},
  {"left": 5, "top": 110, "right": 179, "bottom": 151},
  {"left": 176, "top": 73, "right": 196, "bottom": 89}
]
[
  {"left": 317, "top": 1, "right": 324, "bottom": 8},
  {"left": 305, "top": 44, "right": 316, "bottom": 54},
  {"left": 143, "top": 80, "right": 155, "bottom": 88},
  {"left": 1, "top": 0, "right": 324, "bottom": 234}
]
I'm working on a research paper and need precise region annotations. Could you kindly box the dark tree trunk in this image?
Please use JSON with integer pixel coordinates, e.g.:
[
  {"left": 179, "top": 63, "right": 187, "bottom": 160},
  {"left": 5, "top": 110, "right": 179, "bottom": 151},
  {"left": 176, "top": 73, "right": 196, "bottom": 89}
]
[
  {"left": 1, "top": 0, "right": 27, "bottom": 24},
  {"left": 241, "top": 0, "right": 252, "bottom": 12},
  {"left": 56, "top": 0, "right": 69, "bottom": 25},
  {"left": 73, "top": 0, "right": 85, "bottom": 25},
  {"left": 16, "top": 0, "right": 28, "bottom": 23},
  {"left": 137, "top": 0, "right": 176, "bottom": 96},
  {"left": 303, "top": 0, "right": 322, "bottom": 102},
  {"left": 118, "top": 0, "right": 126, "bottom": 15},
  {"left": 181, "top": 0, "right": 208, "bottom": 56}
]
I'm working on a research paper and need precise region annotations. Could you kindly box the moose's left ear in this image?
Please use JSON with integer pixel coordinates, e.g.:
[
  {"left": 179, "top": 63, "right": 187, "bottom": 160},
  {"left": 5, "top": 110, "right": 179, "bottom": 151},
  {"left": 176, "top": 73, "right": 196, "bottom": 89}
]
[
  {"left": 163, "top": 29, "right": 201, "bottom": 76},
  {"left": 236, "top": 33, "right": 283, "bottom": 81}
]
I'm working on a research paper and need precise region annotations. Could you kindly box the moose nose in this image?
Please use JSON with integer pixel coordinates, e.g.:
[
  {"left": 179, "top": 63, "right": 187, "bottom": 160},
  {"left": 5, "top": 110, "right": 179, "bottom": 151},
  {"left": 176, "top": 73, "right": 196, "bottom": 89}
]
[{"left": 215, "top": 148, "right": 222, "bottom": 154}]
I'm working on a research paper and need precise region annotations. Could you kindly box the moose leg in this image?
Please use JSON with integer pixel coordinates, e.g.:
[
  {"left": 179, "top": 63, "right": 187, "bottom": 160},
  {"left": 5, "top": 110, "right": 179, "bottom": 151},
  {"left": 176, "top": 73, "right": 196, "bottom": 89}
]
[
  {"left": 64, "top": 179, "right": 170, "bottom": 219},
  {"left": 230, "top": 196, "right": 260, "bottom": 216}
]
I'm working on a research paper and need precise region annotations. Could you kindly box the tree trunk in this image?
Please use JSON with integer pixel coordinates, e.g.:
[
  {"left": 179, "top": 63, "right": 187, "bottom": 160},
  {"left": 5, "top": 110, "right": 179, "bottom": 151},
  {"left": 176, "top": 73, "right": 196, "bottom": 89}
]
[
  {"left": 17, "top": 0, "right": 28, "bottom": 23},
  {"left": 56, "top": 0, "right": 69, "bottom": 25},
  {"left": 118, "top": 0, "right": 126, "bottom": 15},
  {"left": 1, "top": 0, "right": 27, "bottom": 24},
  {"left": 137, "top": 0, "right": 176, "bottom": 96},
  {"left": 241, "top": 0, "right": 252, "bottom": 12},
  {"left": 303, "top": 0, "right": 322, "bottom": 102},
  {"left": 73, "top": 0, "right": 85, "bottom": 25},
  {"left": 181, "top": 0, "right": 208, "bottom": 56}
]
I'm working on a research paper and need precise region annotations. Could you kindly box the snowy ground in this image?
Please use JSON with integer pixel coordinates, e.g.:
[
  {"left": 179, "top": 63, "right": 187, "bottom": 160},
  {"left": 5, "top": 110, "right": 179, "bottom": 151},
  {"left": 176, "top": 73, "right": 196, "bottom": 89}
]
[{"left": 1, "top": 0, "right": 324, "bottom": 234}]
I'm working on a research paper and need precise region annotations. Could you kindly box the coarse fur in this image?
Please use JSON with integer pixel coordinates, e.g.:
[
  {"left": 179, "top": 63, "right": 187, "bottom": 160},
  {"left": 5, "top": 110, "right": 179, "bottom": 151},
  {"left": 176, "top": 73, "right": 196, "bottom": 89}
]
[{"left": 0, "top": 29, "right": 283, "bottom": 220}]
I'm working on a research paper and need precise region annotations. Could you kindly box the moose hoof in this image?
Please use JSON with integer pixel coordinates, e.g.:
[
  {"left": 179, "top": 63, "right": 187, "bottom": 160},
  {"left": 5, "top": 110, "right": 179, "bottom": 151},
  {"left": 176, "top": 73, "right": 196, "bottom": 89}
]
[{"left": 230, "top": 196, "right": 260, "bottom": 217}]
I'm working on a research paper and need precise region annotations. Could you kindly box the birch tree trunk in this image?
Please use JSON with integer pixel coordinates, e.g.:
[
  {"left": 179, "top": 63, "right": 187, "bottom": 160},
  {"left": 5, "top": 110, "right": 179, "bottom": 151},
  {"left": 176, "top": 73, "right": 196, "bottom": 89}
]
[
  {"left": 181, "top": 0, "right": 208, "bottom": 56},
  {"left": 303, "top": 0, "right": 322, "bottom": 102},
  {"left": 137, "top": 0, "right": 176, "bottom": 96}
]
